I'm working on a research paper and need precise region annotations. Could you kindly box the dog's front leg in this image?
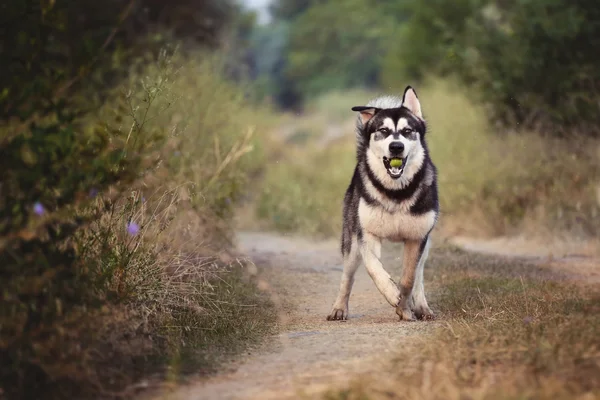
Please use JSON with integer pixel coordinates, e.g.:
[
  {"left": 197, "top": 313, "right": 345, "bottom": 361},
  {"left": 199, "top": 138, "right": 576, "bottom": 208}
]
[
  {"left": 411, "top": 236, "right": 434, "bottom": 320},
  {"left": 396, "top": 239, "right": 425, "bottom": 321},
  {"left": 327, "top": 236, "right": 361, "bottom": 321},
  {"left": 359, "top": 232, "right": 401, "bottom": 308}
]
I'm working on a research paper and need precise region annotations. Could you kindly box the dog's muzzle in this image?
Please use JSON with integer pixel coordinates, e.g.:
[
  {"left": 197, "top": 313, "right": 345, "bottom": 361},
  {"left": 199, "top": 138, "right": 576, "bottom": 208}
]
[{"left": 383, "top": 156, "right": 407, "bottom": 179}]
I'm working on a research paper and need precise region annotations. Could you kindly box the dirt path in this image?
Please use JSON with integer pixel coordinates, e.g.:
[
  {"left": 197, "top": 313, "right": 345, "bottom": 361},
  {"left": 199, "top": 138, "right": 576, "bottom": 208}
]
[
  {"left": 151, "top": 231, "right": 437, "bottom": 400},
  {"left": 448, "top": 234, "right": 600, "bottom": 284},
  {"left": 149, "top": 231, "right": 599, "bottom": 400}
]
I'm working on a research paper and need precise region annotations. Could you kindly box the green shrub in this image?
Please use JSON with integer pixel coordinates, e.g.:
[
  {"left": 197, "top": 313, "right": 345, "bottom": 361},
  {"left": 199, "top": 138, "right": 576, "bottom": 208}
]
[
  {"left": 381, "top": 0, "right": 600, "bottom": 135},
  {"left": 0, "top": 49, "right": 173, "bottom": 398},
  {"left": 460, "top": 0, "right": 600, "bottom": 135},
  {"left": 0, "top": 49, "right": 276, "bottom": 399}
]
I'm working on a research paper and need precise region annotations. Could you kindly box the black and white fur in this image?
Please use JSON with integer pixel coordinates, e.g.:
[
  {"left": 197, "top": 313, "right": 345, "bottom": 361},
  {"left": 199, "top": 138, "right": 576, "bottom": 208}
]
[{"left": 326, "top": 86, "right": 439, "bottom": 322}]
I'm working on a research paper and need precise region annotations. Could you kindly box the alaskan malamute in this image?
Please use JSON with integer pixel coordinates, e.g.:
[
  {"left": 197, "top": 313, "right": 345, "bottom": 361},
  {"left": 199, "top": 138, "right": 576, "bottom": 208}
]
[{"left": 327, "top": 86, "right": 439, "bottom": 321}]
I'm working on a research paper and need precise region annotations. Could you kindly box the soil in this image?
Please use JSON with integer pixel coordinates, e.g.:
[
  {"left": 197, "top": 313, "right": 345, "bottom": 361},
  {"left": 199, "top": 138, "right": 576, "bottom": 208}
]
[{"left": 147, "top": 231, "right": 599, "bottom": 400}]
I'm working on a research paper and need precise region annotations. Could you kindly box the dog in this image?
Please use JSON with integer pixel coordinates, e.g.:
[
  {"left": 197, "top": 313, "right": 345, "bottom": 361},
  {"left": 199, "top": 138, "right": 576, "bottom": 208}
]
[{"left": 326, "top": 86, "right": 439, "bottom": 322}]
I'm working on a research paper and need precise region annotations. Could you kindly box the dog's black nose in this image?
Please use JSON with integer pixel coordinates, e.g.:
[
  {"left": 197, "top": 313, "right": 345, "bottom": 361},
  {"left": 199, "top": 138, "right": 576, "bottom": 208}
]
[{"left": 389, "top": 141, "right": 404, "bottom": 154}]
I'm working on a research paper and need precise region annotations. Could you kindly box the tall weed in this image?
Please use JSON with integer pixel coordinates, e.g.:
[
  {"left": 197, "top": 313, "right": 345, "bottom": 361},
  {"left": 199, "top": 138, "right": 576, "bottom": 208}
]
[{"left": 0, "top": 49, "right": 276, "bottom": 399}]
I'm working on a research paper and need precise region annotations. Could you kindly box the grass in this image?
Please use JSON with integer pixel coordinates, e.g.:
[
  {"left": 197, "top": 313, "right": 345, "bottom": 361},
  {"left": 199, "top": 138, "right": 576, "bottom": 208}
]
[
  {"left": 243, "top": 81, "right": 600, "bottom": 398},
  {"left": 246, "top": 79, "right": 600, "bottom": 240},
  {"left": 320, "top": 245, "right": 600, "bottom": 400},
  {"left": 87, "top": 51, "right": 279, "bottom": 392},
  {"left": 0, "top": 49, "right": 278, "bottom": 399},
  {"left": 243, "top": 90, "right": 364, "bottom": 236}
]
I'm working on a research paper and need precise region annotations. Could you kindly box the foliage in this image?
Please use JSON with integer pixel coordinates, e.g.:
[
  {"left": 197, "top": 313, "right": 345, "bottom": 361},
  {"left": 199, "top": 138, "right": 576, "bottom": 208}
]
[
  {"left": 0, "top": 47, "right": 175, "bottom": 399},
  {"left": 0, "top": 1, "right": 276, "bottom": 398},
  {"left": 381, "top": 0, "right": 600, "bottom": 135},
  {"left": 380, "top": 0, "right": 477, "bottom": 85},
  {"left": 223, "top": 7, "right": 259, "bottom": 83},
  {"left": 0, "top": 46, "right": 277, "bottom": 399},
  {"left": 284, "top": 0, "right": 394, "bottom": 99},
  {"left": 254, "top": 0, "right": 600, "bottom": 133},
  {"left": 268, "top": 0, "right": 316, "bottom": 21},
  {"left": 0, "top": 0, "right": 237, "bottom": 121},
  {"left": 248, "top": 0, "right": 402, "bottom": 108},
  {"left": 249, "top": 21, "right": 303, "bottom": 110},
  {"left": 468, "top": 0, "right": 600, "bottom": 134},
  {"left": 248, "top": 81, "right": 600, "bottom": 239}
]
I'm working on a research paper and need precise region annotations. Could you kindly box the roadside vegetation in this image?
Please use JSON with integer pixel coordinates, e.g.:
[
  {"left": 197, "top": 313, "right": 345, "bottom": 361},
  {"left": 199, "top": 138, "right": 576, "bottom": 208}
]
[
  {"left": 237, "top": 1, "right": 600, "bottom": 398},
  {"left": 246, "top": 80, "right": 600, "bottom": 240},
  {"left": 322, "top": 244, "right": 600, "bottom": 400},
  {"left": 1, "top": 2, "right": 276, "bottom": 399},
  {"left": 242, "top": 0, "right": 600, "bottom": 243}
]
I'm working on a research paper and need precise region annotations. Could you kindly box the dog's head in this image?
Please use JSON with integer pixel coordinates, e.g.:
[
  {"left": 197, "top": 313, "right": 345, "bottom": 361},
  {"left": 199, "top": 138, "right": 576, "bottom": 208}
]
[{"left": 352, "top": 86, "right": 426, "bottom": 180}]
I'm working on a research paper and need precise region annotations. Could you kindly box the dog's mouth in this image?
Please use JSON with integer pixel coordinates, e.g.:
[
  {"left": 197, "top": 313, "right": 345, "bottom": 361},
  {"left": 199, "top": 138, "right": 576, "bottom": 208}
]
[{"left": 383, "top": 156, "right": 407, "bottom": 179}]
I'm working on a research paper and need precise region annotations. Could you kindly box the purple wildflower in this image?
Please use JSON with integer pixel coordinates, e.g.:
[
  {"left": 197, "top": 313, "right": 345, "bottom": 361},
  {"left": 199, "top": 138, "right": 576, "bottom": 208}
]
[
  {"left": 89, "top": 188, "right": 99, "bottom": 198},
  {"left": 127, "top": 222, "right": 140, "bottom": 236},
  {"left": 33, "top": 202, "right": 45, "bottom": 216},
  {"left": 523, "top": 316, "right": 533, "bottom": 325}
]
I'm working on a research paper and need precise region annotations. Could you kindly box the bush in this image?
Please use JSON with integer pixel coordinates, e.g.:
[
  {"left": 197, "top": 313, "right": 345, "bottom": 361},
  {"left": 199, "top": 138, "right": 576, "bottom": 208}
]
[
  {"left": 461, "top": 0, "right": 600, "bottom": 135},
  {"left": 0, "top": 48, "right": 172, "bottom": 399},
  {"left": 0, "top": 50, "right": 276, "bottom": 400},
  {"left": 1, "top": 2, "right": 277, "bottom": 397},
  {"left": 381, "top": 0, "right": 600, "bottom": 135}
]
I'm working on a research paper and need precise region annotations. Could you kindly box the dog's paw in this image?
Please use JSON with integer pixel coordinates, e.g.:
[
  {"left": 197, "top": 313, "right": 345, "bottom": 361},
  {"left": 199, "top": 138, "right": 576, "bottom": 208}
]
[
  {"left": 326, "top": 307, "right": 348, "bottom": 321},
  {"left": 395, "top": 306, "right": 416, "bottom": 322},
  {"left": 413, "top": 305, "right": 435, "bottom": 321}
]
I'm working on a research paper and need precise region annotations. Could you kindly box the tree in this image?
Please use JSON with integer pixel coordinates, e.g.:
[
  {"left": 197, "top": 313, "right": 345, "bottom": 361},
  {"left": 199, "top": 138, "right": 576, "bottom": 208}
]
[
  {"left": 0, "top": 0, "right": 237, "bottom": 120},
  {"left": 285, "top": 0, "right": 395, "bottom": 98},
  {"left": 269, "top": 0, "right": 316, "bottom": 21},
  {"left": 250, "top": 22, "right": 303, "bottom": 109},
  {"left": 380, "top": 0, "right": 600, "bottom": 136}
]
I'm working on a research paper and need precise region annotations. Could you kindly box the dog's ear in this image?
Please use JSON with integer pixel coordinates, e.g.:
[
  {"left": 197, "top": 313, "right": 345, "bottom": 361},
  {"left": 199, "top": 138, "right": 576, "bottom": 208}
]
[
  {"left": 351, "top": 106, "right": 380, "bottom": 125},
  {"left": 401, "top": 86, "right": 422, "bottom": 118}
]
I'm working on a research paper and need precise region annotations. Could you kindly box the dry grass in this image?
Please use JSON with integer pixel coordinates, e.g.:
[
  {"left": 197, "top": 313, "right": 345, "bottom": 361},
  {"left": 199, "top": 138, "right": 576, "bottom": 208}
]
[
  {"left": 322, "top": 245, "right": 600, "bottom": 400},
  {"left": 247, "top": 79, "right": 600, "bottom": 240},
  {"left": 242, "top": 91, "right": 363, "bottom": 236},
  {"left": 79, "top": 51, "right": 280, "bottom": 393},
  {"left": 422, "top": 80, "right": 600, "bottom": 239},
  {"left": 0, "top": 50, "right": 278, "bottom": 399}
]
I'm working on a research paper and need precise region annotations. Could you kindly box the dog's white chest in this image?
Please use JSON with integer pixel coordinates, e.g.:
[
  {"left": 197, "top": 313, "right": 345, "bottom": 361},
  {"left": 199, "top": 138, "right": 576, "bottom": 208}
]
[{"left": 358, "top": 199, "right": 436, "bottom": 241}]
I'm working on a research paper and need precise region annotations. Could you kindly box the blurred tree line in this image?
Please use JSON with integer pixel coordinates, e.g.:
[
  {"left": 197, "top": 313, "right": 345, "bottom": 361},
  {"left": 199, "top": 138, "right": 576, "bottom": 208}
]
[{"left": 248, "top": 0, "right": 600, "bottom": 135}]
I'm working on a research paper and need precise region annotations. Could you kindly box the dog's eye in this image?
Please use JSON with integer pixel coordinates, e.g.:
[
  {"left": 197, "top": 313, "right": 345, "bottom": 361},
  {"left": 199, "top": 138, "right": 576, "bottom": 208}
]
[
  {"left": 401, "top": 128, "right": 413, "bottom": 135},
  {"left": 379, "top": 128, "right": 390, "bottom": 134}
]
